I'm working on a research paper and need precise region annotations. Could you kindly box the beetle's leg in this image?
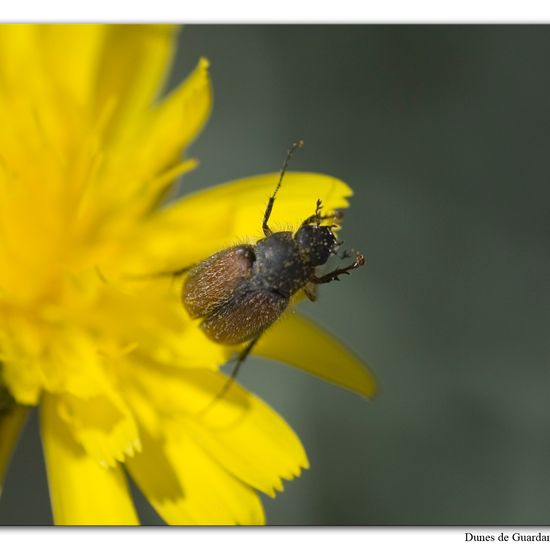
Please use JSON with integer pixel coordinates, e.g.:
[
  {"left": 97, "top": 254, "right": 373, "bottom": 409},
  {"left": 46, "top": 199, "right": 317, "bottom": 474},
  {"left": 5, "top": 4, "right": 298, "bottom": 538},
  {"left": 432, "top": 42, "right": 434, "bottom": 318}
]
[
  {"left": 221, "top": 335, "right": 260, "bottom": 397},
  {"left": 301, "top": 203, "right": 344, "bottom": 227},
  {"left": 303, "top": 282, "right": 318, "bottom": 301},
  {"left": 310, "top": 254, "right": 365, "bottom": 284},
  {"left": 314, "top": 199, "right": 323, "bottom": 225},
  {"left": 301, "top": 212, "right": 339, "bottom": 226},
  {"left": 198, "top": 334, "right": 261, "bottom": 416},
  {"left": 170, "top": 265, "right": 194, "bottom": 277},
  {"left": 122, "top": 265, "right": 195, "bottom": 290},
  {"left": 300, "top": 199, "right": 323, "bottom": 226},
  {"left": 124, "top": 264, "right": 195, "bottom": 281},
  {"left": 166, "top": 265, "right": 195, "bottom": 287},
  {"left": 262, "top": 140, "right": 304, "bottom": 236}
]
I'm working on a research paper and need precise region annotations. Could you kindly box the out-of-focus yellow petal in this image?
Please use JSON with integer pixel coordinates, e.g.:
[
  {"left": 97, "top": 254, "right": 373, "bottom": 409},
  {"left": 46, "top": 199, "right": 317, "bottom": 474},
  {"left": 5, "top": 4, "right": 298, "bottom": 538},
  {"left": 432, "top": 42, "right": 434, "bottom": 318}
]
[
  {"left": 120, "top": 359, "right": 308, "bottom": 497},
  {"left": 116, "top": 57, "right": 212, "bottom": 183},
  {"left": 117, "top": 172, "right": 352, "bottom": 273},
  {"left": 0, "top": 316, "right": 50, "bottom": 405},
  {"left": 94, "top": 281, "right": 231, "bottom": 371},
  {"left": 40, "top": 393, "right": 139, "bottom": 525},
  {"left": 2, "top": 359, "right": 42, "bottom": 406},
  {"left": 0, "top": 25, "right": 41, "bottom": 94},
  {"left": 127, "top": 426, "right": 265, "bottom": 525},
  {"left": 79, "top": 57, "right": 211, "bottom": 242},
  {"left": 37, "top": 25, "right": 106, "bottom": 109},
  {"left": 255, "top": 313, "right": 376, "bottom": 399},
  {"left": 0, "top": 405, "right": 28, "bottom": 497},
  {"left": 94, "top": 25, "right": 176, "bottom": 128}
]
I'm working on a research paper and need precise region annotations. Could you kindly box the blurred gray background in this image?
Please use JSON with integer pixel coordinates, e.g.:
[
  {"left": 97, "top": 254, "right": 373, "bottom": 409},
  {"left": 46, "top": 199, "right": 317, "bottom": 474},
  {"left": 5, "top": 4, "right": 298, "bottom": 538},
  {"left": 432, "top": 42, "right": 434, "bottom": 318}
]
[{"left": 1, "top": 25, "right": 549, "bottom": 525}]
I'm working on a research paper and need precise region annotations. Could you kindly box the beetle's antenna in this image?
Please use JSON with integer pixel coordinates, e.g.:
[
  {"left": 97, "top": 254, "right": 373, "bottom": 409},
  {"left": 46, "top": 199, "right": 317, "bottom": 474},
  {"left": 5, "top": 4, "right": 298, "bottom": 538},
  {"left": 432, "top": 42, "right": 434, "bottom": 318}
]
[{"left": 262, "top": 139, "right": 304, "bottom": 237}]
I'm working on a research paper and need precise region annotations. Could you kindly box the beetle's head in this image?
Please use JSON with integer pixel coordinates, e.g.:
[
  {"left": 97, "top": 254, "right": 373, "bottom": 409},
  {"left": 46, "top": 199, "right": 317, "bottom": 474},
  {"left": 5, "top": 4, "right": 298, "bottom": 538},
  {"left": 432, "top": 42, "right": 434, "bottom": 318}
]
[{"left": 294, "top": 224, "right": 339, "bottom": 266}]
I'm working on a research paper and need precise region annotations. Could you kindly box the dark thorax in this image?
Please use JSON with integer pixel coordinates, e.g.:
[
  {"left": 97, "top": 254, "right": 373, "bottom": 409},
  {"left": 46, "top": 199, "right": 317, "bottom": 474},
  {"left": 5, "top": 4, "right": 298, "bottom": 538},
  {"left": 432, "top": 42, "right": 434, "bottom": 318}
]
[{"left": 250, "top": 231, "right": 313, "bottom": 298}]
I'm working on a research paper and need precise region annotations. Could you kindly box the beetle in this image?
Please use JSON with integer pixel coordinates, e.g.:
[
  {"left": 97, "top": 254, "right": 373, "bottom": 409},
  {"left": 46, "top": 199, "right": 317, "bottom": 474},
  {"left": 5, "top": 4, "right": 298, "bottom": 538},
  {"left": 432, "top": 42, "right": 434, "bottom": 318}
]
[{"left": 180, "top": 140, "right": 364, "bottom": 401}]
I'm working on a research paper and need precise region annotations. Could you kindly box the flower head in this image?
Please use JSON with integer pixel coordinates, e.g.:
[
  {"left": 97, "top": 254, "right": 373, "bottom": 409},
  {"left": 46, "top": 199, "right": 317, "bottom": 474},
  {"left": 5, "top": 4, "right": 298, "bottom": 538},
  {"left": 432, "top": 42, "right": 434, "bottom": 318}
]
[{"left": 0, "top": 24, "right": 376, "bottom": 525}]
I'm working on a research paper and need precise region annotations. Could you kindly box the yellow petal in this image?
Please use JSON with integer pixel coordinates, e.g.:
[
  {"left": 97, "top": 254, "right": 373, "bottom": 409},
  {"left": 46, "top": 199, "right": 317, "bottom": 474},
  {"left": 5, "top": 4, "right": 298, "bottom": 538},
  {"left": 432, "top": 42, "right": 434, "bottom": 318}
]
[
  {"left": 0, "top": 316, "right": 48, "bottom": 405},
  {"left": 255, "top": 313, "right": 376, "bottom": 399},
  {"left": 0, "top": 404, "right": 28, "bottom": 497},
  {"left": 37, "top": 25, "right": 106, "bottom": 109},
  {"left": 121, "top": 359, "right": 309, "bottom": 497},
  {"left": 94, "top": 281, "right": 231, "bottom": 370},
  {"left": 40, "top": 393, "right": 139, "bottom": 525},
  {"left": 186, "top": 392, "right": 308, "bottom": 498},
  {"left": 124, "top": 57, "right": 212, "bottom": 183},
  {"left": 117, "top": 172, "right": 352, "bottom": 274},
  {"left": 41, "top": 328, "right": 115, "bottom": 399},
  {"left": 2, "top": 359, "right": 42, "bottom": 405},
  {"left": 82, "top": 57, "right": 212, "bottom": 242},
  {"left": 32, "top": 327, "right": 144, "bottom": 466},
  {"left": 94, "top": 25, "right": 177, "bottom": 128},
  {"left": 56, "top": 390, "right": 141, "bottom": 468},
  {"left": 2, "top": 322, "right": 124, "bottom": 404},
  {"left": 127, "top": 426, "right": 265, "bottom": 525},
  {"left": 0, "top": 25, "right": 41, "bottom": 95},
  {"left": 0, "top": 26, "right": 105, "bottom": 162}
]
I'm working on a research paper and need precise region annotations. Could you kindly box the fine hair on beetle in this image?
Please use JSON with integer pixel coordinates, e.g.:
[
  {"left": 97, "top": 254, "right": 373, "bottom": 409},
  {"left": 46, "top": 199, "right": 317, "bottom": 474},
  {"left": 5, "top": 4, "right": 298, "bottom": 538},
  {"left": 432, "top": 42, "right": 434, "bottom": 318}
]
[{"left": 179, "top": 140, "right": 365, "bottom": 411}]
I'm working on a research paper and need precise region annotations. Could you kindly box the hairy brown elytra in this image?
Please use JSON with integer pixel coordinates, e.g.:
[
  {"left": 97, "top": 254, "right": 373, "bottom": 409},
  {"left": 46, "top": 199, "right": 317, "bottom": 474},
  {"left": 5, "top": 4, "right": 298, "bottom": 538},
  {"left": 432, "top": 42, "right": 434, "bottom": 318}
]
[{"left": 180, "top": 140, "right": 365, "bottom": 404}]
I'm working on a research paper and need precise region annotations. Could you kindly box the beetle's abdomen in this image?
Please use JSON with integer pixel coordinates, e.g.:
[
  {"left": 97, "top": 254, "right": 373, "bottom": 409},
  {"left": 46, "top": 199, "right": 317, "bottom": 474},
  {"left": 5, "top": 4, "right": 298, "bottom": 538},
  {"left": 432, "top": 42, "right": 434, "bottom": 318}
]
[
  {"left": 201, "top": 289, "right": 288, "bottom": 345},
  {"left": 182, "top": 245, "right": 255, "bottom": 319}
]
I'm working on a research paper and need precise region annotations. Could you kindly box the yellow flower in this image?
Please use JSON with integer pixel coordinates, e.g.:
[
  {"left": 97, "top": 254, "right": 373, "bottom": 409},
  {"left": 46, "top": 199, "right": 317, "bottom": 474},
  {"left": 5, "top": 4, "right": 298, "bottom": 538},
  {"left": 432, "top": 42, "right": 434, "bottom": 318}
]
[{"left": 0, "top": 24, "right": 376, "bottom": 525}]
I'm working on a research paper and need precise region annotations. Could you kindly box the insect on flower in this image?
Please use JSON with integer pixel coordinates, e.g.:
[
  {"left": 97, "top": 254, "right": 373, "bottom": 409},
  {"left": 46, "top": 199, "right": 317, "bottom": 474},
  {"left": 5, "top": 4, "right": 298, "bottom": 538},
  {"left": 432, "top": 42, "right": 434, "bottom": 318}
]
[{"left": 180, "top": 141, "right": 365, "bottom": 399}]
